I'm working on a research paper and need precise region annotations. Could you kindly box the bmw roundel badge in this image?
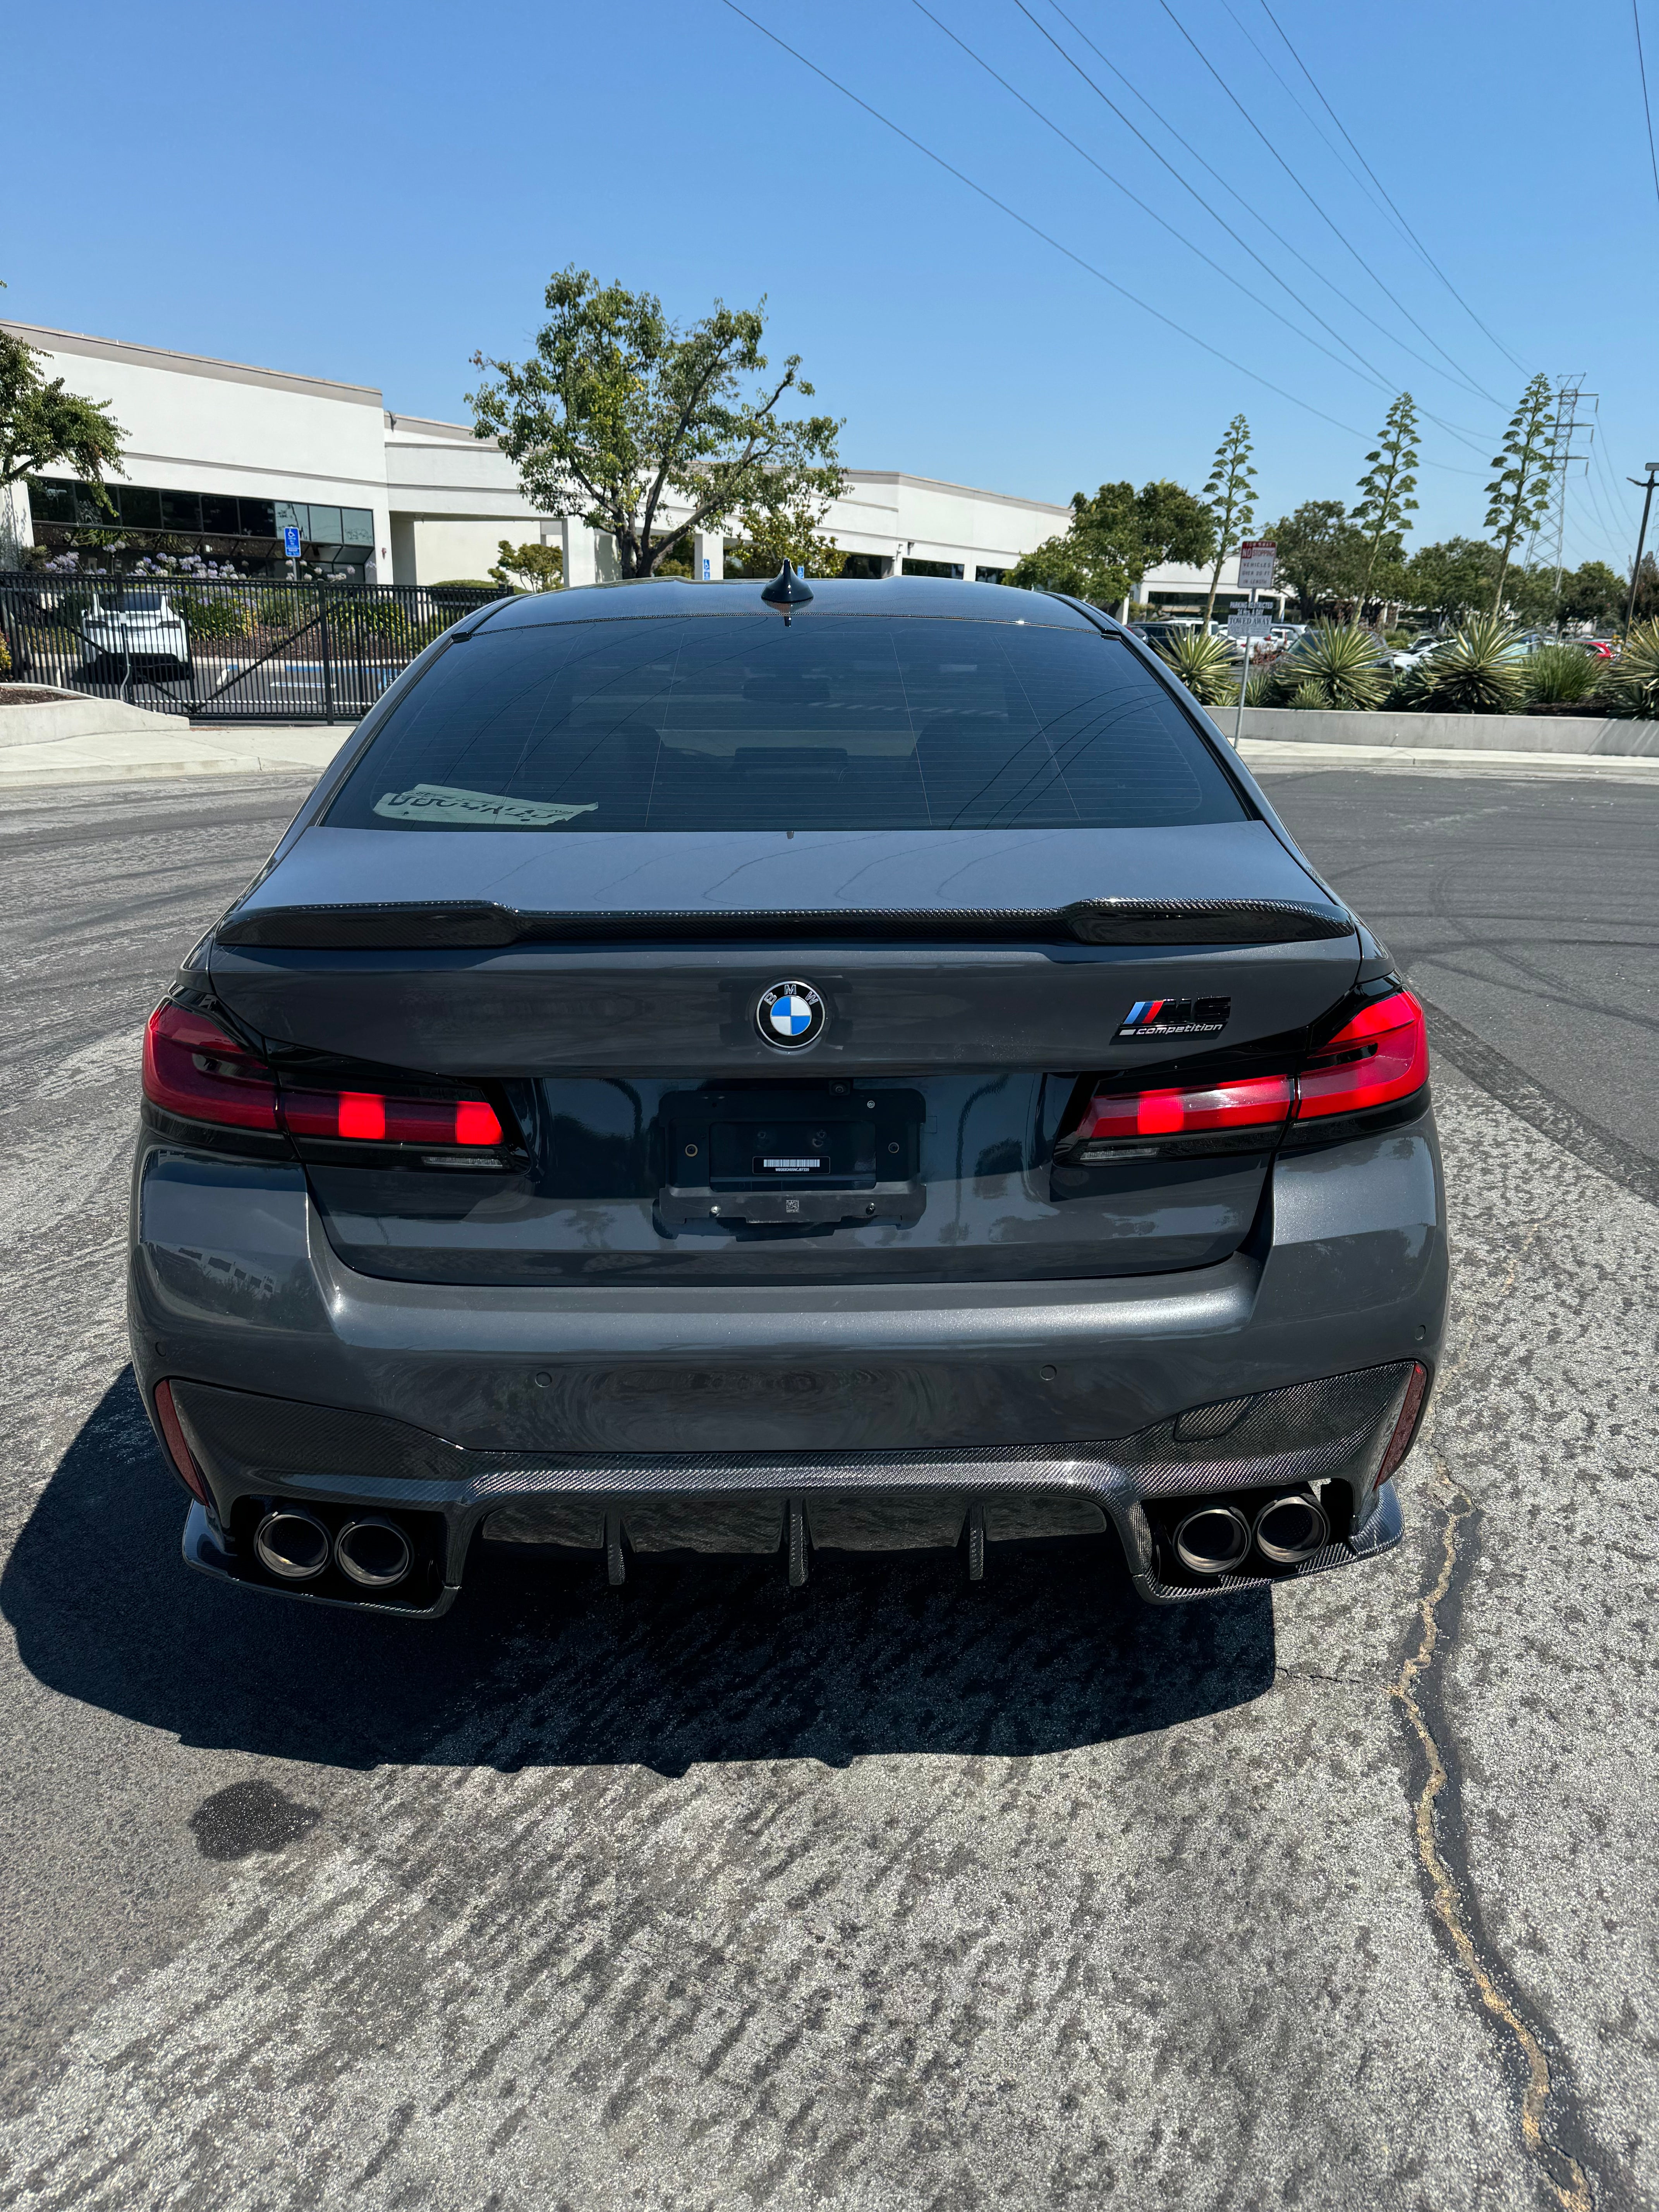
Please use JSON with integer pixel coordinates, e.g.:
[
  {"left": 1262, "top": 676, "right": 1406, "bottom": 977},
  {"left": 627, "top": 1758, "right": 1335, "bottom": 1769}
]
[{"left": 756, "top": 979, "right": 827, "bottom": 1052}]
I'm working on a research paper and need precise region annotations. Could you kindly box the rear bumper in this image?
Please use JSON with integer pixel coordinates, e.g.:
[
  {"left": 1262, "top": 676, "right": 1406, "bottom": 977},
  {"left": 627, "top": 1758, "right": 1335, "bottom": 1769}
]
[
  {"left": 129, "top": 1107, "right": 1446, "bottom": 1611},
  {"left": 173, "top": 1422, "right": 1408, "bottom": 1616}
]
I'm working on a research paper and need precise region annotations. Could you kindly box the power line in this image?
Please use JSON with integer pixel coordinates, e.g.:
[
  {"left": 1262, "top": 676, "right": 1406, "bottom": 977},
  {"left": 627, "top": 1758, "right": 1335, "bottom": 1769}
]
[
  {"left": 1005, "top": 0, "right": 1395, "bottom": 396},
  {"left": 716, "top": 0, "right": 1374, "bottom": 438},
  {"left": 1254, "top": 0, "right": 1528, "bottom": 374},
  {"left": 1017, "top": 0, "right": 1494, "bottom": 458},
  {"left": 1590, "top": 416, "right": 1642, "bottom": 563},
  {"left": 1577, "top": 443, "right": 1630, "bottom": 566},
  {"left": 911, "top": 2, "right": 1411, "bottom": 407},
  {"left": 1634, "top": 0, "right": 1659, "bottom": 218},
  {"left": 1216, "top": 0, "right": 1405, "bottom": 234},
  {"left": 1154, "top": 0, "right": 1503, "bottom": 407}
]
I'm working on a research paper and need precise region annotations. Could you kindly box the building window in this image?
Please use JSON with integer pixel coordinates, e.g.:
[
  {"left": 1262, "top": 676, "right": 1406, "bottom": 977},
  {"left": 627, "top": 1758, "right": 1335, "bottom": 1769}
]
[
  {"left": 902, "top": 558, "right": 965, "bottom": 579},
  {"left": 27, "top": 477, "right": 375, "bottom": 577},
  {"left": 975, "top": 566, "right": 1008, "bottom": 584}
]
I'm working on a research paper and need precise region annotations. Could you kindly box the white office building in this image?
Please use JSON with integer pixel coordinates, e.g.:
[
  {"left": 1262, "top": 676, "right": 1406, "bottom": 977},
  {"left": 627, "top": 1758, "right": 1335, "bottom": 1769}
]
[{"left": 0, "top": 318, "right": 1279, "bottom": 611}]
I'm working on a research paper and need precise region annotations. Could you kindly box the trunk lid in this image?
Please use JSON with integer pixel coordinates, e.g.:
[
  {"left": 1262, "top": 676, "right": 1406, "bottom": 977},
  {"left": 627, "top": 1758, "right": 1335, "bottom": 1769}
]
[{"left": 208, "top": 823, "right": 1358, "bottom": 1286}]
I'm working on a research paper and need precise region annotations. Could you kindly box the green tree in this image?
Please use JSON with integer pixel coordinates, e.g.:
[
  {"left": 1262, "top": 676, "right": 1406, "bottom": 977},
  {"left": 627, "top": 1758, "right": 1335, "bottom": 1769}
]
[
  {"left": 1505, "top": 562, "right": 1565, "bottom": 627},
  {"left": 0, "top": 299, "right": 126, "bottom": 516},
  {"left": 1484, "top": 373, "right": 1555, "bottom": 614},
  {"left": 1627, "top": 550, "right": 1659, "bottom": 626},
  {"left": 1266, "top": 500, "right": 1366, "bottom": 618},
  {"left": 1199, "top": 414, "right": 1255, "bottom": 626},
  {"left": 1558, "top": 560, "right": 1623, "bottom": 629},
  {"left": 467, "top": 267, "right": 842, "bottom": 579},
  {"left": 1351, "top": 392, "right": 1419, "bottom": 624},
  {"left": 1405, "top": 537, "right": 1497, "bottom": 624},
  {"left": 1008, "top": 479, "right": 1213, "bottom": 605},
  {"left": 725, "top": 491, "right": 847, "bottom": 578},
  {"left": 489, "top": 539, "right": 563, "bottom": 591}
]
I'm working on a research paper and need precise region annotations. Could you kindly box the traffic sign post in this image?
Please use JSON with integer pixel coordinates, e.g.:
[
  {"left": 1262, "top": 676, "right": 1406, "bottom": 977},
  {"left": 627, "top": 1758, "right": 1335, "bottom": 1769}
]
[
  {"left": 1237, "top": 537, "right": 1277, "bottom": 592},
  {"left": 1229, "top": 540, "right": 1277, "bottom": 745}
]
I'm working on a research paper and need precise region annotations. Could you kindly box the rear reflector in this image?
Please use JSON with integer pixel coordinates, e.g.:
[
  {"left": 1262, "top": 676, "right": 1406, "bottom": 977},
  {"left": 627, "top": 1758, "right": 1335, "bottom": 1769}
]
[
  {"left": 153, "top": 1379, "right": 212, "bottom": 1506},
  {"left": 280, "top": 1086, "right": 503, "bottom": 1146},
  {"left": 1075, "top": 1071, "right": 1292, "bottom": 1142},
  {"left": 1376, "top": 1361, "right": 1429, "bottom": 1486},
  {"left": 1297, "top": 989, "right": 1428, "bottom": 1119},
  {"left": 143, "top": 1003, "right": 279, "bottom": 1129}
]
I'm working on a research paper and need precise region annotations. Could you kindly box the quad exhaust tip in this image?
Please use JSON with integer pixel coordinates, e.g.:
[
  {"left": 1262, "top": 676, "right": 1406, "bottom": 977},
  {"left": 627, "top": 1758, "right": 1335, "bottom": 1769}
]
[
  {"left": 335, "top": 1516, "right": 414, "bottom": 1589},
  {"left": 254, "top": 1506, "right": 333, "bottom": 1583},
  {"left": 252, "top": 1507, "right": 415, "bottom": 1590},
  {"left": 1172, "top": 1489, "right": 1331, "bottom": 1577},
  {"left": 1253, "top": 1492, "right": 1330, "bottom": 1566},
  {"left": 1173, "top": 1504, "right": 1252, "bottom": 1578}
]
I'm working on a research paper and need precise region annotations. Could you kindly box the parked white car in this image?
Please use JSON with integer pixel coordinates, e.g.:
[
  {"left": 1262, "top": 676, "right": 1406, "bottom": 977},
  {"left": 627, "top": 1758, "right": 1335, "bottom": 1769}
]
[{"left": 77, "top": 590, "right": 192, "bottom": 685}]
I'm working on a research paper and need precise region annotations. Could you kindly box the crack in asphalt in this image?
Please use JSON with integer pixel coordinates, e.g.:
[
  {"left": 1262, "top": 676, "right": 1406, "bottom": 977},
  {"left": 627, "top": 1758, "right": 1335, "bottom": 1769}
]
[
  {"left": 1392, "top": 1477, "right": 1593, "bottom": 2211},
  {"left": 1390, "top": 1216, "right": 1604, "bottom": 2212}
]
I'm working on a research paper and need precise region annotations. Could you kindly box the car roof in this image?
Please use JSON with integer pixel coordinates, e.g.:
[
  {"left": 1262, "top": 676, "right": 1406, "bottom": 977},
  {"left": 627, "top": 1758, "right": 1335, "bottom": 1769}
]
[{"left": 472, "top": 575, "right": 1104, "bottom": 633}]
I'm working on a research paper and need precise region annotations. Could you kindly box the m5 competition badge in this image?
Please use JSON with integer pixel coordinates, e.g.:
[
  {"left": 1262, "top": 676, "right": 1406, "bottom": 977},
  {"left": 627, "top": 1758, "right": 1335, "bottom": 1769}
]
[{"left": 1117, "top": 995, "right": 1230, "bottom": 1041}]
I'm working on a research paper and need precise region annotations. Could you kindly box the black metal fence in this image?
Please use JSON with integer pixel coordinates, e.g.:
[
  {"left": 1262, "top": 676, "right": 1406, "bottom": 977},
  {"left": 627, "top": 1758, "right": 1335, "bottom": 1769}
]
[{"left": 0, "top": 573, "right": 506, "bottom": 722}]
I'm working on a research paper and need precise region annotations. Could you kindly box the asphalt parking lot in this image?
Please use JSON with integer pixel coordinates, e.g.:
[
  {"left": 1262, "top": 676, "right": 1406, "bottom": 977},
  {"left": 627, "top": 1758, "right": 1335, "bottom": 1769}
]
[{"left": 0, "top": 768, "right": 1654, "bottom": 2211}]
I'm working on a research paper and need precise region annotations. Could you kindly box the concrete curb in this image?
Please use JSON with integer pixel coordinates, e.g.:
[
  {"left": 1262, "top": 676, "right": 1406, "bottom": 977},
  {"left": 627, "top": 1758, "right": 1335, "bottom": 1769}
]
[
  {"left": 0, "top": 686, "right": 185, "bottom": 747},
  {"left": 1218, "top": 702, "right": 1659, "bottom": 756},
  {"left": 1237, "top": 738, "right": 1659, "bottom": 783}
]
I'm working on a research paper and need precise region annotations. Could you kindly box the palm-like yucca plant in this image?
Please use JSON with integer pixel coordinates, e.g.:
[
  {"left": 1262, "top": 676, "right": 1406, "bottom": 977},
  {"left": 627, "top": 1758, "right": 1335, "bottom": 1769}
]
[
  {"left": 1522, "top": 642, "right": 1596, "bottom": 706},
  {"left": 1598, "top": 619, "right": 1659, "bottom": 719},
  {"left": 1270, "top": 620, "right": 1388, "bottom": 710},
  {"left": 1156, "top": 627, "right": 1238, "bottom": 708},
  {"left": 1409, "top": 614, "right": 1525, "bottom": 714}
]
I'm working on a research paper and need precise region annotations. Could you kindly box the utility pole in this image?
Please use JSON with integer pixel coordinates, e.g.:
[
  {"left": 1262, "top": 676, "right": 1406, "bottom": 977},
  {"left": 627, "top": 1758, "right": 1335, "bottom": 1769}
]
[{"left": 1625, "top": 463, "right": 1659, "bottom": 634}]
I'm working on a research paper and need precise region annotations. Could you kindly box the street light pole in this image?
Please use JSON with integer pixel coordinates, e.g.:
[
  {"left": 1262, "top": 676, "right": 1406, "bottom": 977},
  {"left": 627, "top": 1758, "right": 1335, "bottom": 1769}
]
[{"left": 1625, "top": 464, "right": 1659, "bottom": 633}]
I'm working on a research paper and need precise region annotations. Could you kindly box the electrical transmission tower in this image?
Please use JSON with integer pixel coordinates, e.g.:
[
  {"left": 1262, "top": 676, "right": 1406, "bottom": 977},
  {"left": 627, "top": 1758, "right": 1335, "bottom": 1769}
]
[{"left": 1525, "top": 377, "right": 1595, "bottom": 627}]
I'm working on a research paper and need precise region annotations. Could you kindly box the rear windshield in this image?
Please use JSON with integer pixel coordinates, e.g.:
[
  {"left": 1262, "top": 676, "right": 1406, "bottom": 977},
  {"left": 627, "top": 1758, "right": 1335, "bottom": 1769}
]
[{"left": 326, "top": 613, "right": 1247, "bottom": 833}]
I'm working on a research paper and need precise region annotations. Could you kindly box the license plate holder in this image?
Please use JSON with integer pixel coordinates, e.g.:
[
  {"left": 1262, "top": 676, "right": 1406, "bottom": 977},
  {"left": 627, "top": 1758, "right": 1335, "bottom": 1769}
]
[{"left": 658, "top": 1085, "right": 926, "bottom": 1229}]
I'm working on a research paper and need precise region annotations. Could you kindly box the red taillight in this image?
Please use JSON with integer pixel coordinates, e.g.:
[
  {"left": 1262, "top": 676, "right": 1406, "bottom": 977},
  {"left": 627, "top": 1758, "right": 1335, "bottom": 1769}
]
[
  {"left": 143, "top": 1002, "right": 504, "bottom": 1149},
  {"left": 279, "top": 1085, "right": 503, "bottom": 1147},
  {"left": 153, "top": 1379, "right": 212, "bottom": 1506},
  {"left": 1297, "top": 989, "right": 1428, "bottom": 1120},
  {"left": 1076, "top": 1071, "right": 1292, "bottom": 1143},
  {"left": 1070, "top": 989, "right": 1427, "bottom": 1156},
  {"left": 143, "top": 1003, "right": 279, "bottom": 1129}
]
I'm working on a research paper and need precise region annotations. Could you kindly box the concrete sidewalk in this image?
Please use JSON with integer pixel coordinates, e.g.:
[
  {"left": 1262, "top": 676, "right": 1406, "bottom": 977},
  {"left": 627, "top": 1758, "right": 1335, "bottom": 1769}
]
[{"left": 0, "top": 715, "right": 355, "bottom": 788}]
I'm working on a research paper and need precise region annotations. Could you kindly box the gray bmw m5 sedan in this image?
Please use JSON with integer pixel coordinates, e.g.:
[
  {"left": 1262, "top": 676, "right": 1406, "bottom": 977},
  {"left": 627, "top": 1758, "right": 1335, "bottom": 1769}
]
[{"left": 130, "top": 574, "right": 1446, "bottom": 1614}]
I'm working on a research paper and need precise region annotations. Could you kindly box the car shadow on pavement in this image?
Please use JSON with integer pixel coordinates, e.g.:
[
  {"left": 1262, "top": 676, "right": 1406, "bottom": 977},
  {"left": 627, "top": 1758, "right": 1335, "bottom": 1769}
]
[{"left": 4, "top": 1370, "right": 1276, "bottom": 1777}]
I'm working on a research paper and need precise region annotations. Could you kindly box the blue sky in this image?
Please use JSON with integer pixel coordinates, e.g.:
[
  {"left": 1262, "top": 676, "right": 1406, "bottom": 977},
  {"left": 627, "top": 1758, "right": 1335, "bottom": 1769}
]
[{"left": 7, "top": 0, "right": 1655, "bottom": 567}]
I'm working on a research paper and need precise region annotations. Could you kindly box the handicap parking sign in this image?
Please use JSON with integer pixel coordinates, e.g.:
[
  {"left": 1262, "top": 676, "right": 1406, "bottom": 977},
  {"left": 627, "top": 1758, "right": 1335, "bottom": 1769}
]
[{"left": 283, "top": 525, "right": 302, "bottom": 557}]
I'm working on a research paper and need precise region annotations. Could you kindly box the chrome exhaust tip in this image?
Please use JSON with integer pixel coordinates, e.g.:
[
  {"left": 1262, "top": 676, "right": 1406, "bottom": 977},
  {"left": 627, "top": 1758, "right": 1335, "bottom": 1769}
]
[
  {"left": 254, "top": 1506, "right": 333, "bottom": 1583},
  {"left": 1173, "top": 1503, "right": 1253, "bottom": 1577},
  {"left": 334, "top": 1515, "right": 414, "bottom": 1590},
  {"left": 1253, "top": 1491, "right": 1330, "bottom": 1566}
]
